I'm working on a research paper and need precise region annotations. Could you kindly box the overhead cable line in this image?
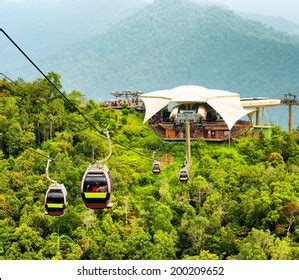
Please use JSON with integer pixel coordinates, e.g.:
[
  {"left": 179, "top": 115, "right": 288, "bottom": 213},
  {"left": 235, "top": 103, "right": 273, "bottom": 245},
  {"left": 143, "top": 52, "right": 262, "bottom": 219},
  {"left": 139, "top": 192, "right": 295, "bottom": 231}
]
[
  {"left": 28, "top": 148, "right": 74, "bottom": 167},
  {"left": 0, "top": 72, "right": 16, "bottom": 85},
  {"left": 0, "top": 29, "right": 91, "bottom": 123},
  {"left": 0, "top": 28, "right": 156, "bottom": 161},
  {"left": 28, "top": 148, "right": 50, "bottom": 159}
]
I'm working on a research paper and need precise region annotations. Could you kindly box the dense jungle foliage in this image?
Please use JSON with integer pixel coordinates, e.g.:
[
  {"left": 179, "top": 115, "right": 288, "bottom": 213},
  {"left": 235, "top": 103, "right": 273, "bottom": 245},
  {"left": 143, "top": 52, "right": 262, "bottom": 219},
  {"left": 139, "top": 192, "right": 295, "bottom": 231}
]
[{"left": 0, "top": 74, "right": 298, "bottom": 260}]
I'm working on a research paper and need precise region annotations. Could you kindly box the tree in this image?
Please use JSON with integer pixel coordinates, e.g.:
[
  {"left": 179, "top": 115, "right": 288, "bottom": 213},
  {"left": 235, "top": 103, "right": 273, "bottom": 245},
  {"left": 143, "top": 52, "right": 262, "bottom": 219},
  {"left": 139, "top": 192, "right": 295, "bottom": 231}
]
[
  {"left": 237, "top": 229, "right": 274, "bottom": 260},
  {"left": 183, "top": 250, "right": 219, "bottom": 260},
  {"left": 78, "top": 129, "right": 108, "bottom": 160},
  {"left": 6, "top": 224, "right": 44, "bottom": 260},
  {"left": 280, "top": 202, "right": 299, "bottom": 237},
  {"left": 151, "top": 230, "right": 177, "bottom": 259}
]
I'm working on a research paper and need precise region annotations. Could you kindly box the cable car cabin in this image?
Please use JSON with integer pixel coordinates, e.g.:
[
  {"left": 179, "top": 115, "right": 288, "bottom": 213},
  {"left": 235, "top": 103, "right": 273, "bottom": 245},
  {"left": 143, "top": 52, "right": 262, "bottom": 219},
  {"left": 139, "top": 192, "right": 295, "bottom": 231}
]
[
  {"left": 45, "top": 183, "right": 67, "bottom": 216},
  {"left": 179, "top": 168, "right": 189, "bottom": 183},
  {"left": 81, "top": 164, "right": 113, "bottom": 209},
  {"left": 152, "top": 161, "right": 161, "bottom": 174}
]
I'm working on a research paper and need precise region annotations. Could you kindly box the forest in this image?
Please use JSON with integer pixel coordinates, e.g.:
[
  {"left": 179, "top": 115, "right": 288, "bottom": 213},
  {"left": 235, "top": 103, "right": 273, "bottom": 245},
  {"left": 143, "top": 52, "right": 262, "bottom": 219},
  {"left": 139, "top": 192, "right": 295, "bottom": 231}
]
[{"left": 0, "top": 73, "right": 298, "bottom": 260}]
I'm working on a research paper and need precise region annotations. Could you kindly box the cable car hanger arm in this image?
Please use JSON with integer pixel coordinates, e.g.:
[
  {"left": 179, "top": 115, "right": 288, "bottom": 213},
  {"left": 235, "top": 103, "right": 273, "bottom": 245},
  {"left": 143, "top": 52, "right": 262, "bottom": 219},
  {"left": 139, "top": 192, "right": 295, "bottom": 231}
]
[
  {"left": 96, "top": 127, "right": 112, "bottom": 165},
  {"left": 46, "top": 158, "right": 57, "bottom": 184}
]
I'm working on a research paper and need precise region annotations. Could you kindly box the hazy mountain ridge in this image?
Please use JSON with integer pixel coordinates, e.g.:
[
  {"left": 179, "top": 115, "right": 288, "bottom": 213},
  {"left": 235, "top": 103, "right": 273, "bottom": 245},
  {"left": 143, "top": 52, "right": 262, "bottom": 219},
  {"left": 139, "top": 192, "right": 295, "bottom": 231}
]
[
  {"left": 34, "top": 0, "right": 299, "bottom": 100},
  {"left": 3, "top": 0, "right": 299, "bottom": 130},
  {"left": 1, "top": 0, "right": 148, "bottom": 69},
  {"left": 239, "top": 12, "right": 299, "bottom": 36}
]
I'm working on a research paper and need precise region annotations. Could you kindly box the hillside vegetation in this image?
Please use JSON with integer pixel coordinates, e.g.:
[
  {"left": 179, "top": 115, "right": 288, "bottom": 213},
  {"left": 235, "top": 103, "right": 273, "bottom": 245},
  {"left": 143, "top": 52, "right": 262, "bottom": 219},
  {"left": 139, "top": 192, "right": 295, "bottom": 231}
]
[{"left": 0, "top": 74, "right": 298, "bottom": 260}]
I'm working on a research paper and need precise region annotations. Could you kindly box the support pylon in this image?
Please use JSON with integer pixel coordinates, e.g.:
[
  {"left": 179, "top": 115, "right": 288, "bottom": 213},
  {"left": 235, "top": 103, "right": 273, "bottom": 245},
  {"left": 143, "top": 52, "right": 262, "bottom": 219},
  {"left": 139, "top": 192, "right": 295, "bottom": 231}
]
[{"left": 185, "top": 120, "right": 191, "bottom": 168}]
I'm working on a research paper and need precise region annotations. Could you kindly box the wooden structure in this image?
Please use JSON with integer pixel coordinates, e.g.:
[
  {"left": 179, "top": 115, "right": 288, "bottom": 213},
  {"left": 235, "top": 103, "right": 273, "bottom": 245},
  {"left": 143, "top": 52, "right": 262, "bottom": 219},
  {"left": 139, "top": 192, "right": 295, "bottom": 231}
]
[{"left": 151, "top": 119, "right": 252, "bottom": 142}]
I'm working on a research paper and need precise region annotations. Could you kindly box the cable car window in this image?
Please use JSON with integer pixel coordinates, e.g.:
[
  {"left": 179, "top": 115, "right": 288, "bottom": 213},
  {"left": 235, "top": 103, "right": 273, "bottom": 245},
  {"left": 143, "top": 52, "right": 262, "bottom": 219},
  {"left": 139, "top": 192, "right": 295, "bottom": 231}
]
[
  {"left": 46, "top": 190, "right": 64, "bottom": 204},
  {"left": 84, "top": 174, "right": 107, "bottom": 191}
]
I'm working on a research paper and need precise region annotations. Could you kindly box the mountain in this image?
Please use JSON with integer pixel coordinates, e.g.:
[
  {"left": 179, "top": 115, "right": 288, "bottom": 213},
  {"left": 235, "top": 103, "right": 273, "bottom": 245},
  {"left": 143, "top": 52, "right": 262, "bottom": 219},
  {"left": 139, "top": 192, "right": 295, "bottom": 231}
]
[
  {"left": 20, "top": 0, "right": 297, "bottom": 99},
  {"left": 1, "top": 0, "right": 148, "bottom": 69},
  {"left": 239, "top": 12, "right": 299, "bottom": 36},
  {"left": 3, "top": 0, "right": 299, "bottom": 128}
]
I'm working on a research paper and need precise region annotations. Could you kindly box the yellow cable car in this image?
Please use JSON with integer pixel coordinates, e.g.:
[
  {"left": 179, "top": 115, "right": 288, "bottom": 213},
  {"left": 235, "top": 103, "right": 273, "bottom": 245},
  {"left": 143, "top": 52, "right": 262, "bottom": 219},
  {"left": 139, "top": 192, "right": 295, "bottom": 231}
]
[
  {"left": 152, "top": 161, "right": 161, "bottom": 174},
  {"left": 179, "top": 167, "right": 189, "bottom": 183}
]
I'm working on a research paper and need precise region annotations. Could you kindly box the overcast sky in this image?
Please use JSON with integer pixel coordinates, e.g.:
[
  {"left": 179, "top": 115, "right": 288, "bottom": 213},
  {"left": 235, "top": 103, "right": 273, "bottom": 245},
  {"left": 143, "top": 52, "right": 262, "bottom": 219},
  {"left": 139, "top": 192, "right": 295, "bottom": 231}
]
[
  {"left": 193, "top": 0, "right": 299, "bottom": 23},
  {"left": 2, "top": 0, "right": 299, "bottom": 23}
]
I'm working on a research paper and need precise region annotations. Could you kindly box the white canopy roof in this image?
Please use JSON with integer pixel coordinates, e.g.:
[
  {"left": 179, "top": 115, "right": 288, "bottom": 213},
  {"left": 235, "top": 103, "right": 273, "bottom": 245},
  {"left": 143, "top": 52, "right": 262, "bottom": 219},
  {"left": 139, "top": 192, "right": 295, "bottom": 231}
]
[{"left": 141, "top": 85, "right": 253, "bottom": 130}]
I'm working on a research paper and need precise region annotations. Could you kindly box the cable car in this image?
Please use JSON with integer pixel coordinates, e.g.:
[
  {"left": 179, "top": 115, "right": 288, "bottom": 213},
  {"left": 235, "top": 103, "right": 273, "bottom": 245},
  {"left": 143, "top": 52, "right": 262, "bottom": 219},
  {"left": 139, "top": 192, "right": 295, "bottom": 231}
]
[
  {"left": 44, "top": 182, "right": 67, "bottom": 216},
  {"left": 152, "top": 161, "right": 161, "bottom": 174},
  {"left": 179, "top": 167, "right": 189, "bottom": 183},
  {"left": 81, "top": 164, "right": 113, "bottom": 209}
]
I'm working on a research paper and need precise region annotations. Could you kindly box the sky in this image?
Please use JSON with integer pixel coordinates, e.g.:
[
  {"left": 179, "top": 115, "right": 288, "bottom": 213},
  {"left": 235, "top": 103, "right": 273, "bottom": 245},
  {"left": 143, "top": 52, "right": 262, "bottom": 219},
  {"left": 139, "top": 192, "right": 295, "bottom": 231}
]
[
  {"left": 193, "top": 0, "right": 299, "bottom": 23},
  {"left": 2, "top": 0, "right": 299, "bottom": 23}
]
